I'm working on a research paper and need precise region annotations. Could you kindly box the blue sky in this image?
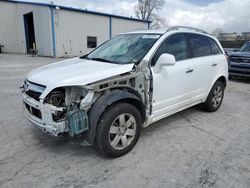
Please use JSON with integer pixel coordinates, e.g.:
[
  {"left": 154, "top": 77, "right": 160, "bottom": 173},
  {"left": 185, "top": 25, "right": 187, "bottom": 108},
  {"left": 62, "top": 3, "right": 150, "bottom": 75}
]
[{"left": 13, "top": 0, "right": 250, "bottom": 33}]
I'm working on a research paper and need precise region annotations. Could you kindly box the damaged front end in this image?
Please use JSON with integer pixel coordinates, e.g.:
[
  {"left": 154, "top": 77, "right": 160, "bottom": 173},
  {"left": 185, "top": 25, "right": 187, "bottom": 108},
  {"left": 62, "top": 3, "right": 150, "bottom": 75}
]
[
  {"left": 21, "top": 80, "right": 96, "bottom": 136},
  {"left": 21, "top": 65, "right": 150, "bottom": 141}
]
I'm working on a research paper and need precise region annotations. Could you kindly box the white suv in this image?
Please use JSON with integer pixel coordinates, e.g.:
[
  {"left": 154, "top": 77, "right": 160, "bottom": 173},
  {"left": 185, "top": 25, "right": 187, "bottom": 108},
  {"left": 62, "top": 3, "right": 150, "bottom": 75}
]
[{"left": 21, "top": 26, "right": 228, "bottom": 157}]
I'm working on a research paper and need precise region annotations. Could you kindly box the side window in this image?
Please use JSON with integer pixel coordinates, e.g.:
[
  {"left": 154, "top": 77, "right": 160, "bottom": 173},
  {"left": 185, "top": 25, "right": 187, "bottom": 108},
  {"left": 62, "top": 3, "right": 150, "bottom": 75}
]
[
  {"left": 151, "top": 34, "right": 188, "bottom": 66},
  {"left": 189, "top": 34, "right": 211, "bottom": 57},
  {"left": 87, "top": 36, "right": 97, "bottom": 48},
  {"left": 208, "top": 38, "right": 222, "bottom": 55}
]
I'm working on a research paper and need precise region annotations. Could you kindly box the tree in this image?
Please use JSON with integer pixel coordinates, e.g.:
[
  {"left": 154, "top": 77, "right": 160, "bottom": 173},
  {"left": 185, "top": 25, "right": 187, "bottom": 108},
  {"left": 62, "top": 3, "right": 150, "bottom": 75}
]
[
  {"left": 211, "top": 28, "right": 224, "bottom": 38},
  {"left": 135, "top": 0, "right": 166, "bottom": 29},
  {"left": 149, "top": 13, "right": 168, "bottom": 29}
]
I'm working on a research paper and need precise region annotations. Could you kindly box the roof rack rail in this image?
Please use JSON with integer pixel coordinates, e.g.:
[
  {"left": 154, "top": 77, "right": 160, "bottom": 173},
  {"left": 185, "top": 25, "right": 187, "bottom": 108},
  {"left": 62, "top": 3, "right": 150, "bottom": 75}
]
[{"left": 167, "top": 26, "right": 208, "bottom": 34}]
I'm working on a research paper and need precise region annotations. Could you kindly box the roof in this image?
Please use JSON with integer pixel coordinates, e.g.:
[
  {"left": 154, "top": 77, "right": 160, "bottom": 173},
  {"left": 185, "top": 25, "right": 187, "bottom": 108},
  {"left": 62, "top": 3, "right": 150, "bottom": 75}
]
[
  {"left": 126, "top": 30, "right": 166, "bottom": 34},
  {"left": 8, "top": 0, "right": 151, "bottom": 23},
  {"left": 126, "top": 27, "right": 211, "bottom": 36}
]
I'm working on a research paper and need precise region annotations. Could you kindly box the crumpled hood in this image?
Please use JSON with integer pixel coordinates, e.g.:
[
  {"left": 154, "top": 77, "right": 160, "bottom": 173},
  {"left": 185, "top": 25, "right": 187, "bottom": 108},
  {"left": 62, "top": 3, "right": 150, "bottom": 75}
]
[{"left": 26, "top": 57, "right": 134, "bottom": 98}]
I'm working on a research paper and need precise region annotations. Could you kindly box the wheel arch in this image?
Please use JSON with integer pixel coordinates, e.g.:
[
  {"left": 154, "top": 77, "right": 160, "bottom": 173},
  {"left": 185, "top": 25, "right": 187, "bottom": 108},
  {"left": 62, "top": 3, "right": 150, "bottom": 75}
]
[
  {"left": 86, "top": 89, "right": 145, "bottom": 145},
  {"left": 210, "top": 75, "right": 227, "bottom": 92},
  {"left": 204, "top": 75, "right": 227, "bottom": 103},
  {"left": 217, "top": 75, "right": 227, "bottom": 87}
]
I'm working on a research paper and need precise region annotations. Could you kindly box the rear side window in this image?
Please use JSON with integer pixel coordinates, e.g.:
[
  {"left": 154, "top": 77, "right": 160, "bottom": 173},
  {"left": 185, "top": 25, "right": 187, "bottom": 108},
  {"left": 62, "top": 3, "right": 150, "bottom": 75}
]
[
  {"left": 208, "top": 38, "right": 222, "bottom": 54},
  {"left": 189, "top": 34, "right": 211, "bottom": 57},
  {"left": 152, "top": 34, "right": 188, "bottom": 66}
]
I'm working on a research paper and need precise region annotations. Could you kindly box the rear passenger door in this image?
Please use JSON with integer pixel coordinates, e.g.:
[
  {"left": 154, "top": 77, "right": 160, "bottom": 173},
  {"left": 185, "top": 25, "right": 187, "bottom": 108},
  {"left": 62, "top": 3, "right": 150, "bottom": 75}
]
[
  {"left": 188, "top": 34, "right": 214, "bottom": 96},
  {"left": 207, "top": 38, "right": 224, "bottom": 85}
]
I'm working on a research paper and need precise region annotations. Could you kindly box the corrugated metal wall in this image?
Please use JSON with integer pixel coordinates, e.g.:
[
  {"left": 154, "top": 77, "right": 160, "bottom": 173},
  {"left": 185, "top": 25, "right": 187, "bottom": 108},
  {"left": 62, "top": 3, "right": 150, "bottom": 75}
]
[
  {"left": 0, "top": 1, "right": 149, "bottom": 58},
  {"left": 0, "top": 2, "right": 23, "bottom": 53},
  {"left": 17, "top": 4, "right": 53, "bottom": 57},
  {"left": 0, "top": 1, "right": 53, "bottom": 56},
  {"left": 54, "top": 9, "right": 110, "bottom": 57},
  {"left": 54, "top": 9, "right": 148, "bottom": 57},
  {"left": 112, "top": 18, "right": 148, "bottom": 36}
]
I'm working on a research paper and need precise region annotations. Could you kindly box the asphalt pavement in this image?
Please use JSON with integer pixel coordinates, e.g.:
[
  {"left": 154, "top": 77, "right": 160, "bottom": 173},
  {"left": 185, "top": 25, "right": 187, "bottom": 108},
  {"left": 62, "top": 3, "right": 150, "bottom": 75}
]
[{"left": 0, "top": 54, "right": 249, "bottom": 188}]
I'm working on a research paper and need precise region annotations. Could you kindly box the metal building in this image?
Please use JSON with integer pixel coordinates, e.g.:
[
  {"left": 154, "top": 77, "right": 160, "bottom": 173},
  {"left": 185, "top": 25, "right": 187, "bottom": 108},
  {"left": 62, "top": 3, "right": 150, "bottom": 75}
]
[{"left": 0, "top": 0, "right": 150, "bottom": 57}]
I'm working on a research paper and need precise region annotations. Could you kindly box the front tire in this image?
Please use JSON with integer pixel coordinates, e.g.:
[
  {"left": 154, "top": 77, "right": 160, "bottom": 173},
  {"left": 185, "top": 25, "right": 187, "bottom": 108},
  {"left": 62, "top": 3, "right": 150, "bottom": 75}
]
[
  {"left": 202, "top": 81, "right": 225, "bottom": 112},
  {"left": 95, "top": 103, "right": 142, "bottom": 157}
]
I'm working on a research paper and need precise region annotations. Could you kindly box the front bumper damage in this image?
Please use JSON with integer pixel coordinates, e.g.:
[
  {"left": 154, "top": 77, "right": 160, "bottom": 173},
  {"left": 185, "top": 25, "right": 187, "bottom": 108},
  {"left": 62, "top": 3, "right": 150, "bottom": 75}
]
[
  {"left": 21, "top": 69, "right": 147, "bottom": 140},
  {"left": 23, "top": 92, "right": 68, "bottom": 136}
]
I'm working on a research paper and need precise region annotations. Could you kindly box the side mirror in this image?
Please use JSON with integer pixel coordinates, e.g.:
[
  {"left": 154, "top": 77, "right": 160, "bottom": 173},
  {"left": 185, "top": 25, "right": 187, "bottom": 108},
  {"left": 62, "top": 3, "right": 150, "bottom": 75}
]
[{"left": 154, "top": 53, "right": 176, "bottom": 73}]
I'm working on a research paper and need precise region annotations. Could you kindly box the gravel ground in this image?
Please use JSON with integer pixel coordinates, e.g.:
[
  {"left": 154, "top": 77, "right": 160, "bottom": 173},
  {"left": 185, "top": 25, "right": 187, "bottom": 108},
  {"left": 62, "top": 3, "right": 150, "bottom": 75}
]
[{"left": 0, "top": 54, "right": 249, "bottom": 188}]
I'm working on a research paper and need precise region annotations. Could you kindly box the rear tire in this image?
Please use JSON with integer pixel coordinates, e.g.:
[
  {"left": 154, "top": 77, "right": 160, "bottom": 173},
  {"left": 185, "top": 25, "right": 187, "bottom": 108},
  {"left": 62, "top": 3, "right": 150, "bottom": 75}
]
[
  {"left": 95, "top": 102, "right": 142, "bottom": 157},
  {"left": 202, "top": 81, "right": 225, "bottom": 112}
]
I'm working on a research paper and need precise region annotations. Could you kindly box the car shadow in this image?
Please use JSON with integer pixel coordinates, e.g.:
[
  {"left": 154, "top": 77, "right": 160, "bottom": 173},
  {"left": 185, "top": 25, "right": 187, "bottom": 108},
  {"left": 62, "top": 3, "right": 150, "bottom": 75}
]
[
  {"left": 28, "top": 127, "right": 103, "bottom": 158},
  {"left": 28, "top": 105, "right": 204, "bottom": 159},
  {"left": 142, "top": 105, "right": 202, "bottom": 135}
]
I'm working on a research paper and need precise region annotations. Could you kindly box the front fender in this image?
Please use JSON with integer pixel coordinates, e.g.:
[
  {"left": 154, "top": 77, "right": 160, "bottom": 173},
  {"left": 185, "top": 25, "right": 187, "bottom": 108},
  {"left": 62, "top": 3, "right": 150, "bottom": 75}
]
[{"left": 86, "top": 89, "right": 143, "bottom": 145}]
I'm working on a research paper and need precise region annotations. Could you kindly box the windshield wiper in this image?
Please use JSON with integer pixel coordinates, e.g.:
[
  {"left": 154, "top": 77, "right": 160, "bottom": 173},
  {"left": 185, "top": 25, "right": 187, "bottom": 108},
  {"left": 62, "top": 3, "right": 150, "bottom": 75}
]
[
  {"left": 88, "top": 57, "right": 114, "bottom": 63},
  {"left": 79, "top": 54, "right": 89, "bottom": 59}
]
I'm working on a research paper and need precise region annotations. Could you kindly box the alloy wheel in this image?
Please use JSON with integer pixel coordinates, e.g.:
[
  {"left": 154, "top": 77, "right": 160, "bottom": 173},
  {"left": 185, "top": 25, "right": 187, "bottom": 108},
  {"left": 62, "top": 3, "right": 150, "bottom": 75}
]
[
  {"left": 212, "top": 86, "right": 223, "bottom": 108},
  {"left": 109, "top": 113, "right": 137, "bottom": 150}
]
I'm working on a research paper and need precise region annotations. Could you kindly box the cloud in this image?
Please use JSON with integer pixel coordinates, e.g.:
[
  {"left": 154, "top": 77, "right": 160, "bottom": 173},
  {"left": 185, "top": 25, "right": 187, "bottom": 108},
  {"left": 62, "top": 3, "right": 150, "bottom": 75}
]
[
  {"left": 16, "top": 0, "right": 250, "bottom": 33},
  {"left": 17, "top": 0, "right": 137, "bottom": 17},
  {"left": 164, "top": 0, "right": 250, "bottom": 33}
]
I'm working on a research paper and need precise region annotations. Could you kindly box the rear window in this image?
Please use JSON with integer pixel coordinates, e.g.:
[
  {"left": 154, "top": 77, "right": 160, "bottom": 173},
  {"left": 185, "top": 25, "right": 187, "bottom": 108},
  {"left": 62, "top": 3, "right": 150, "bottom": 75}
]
[
  {"left": 189, "top": 34, "right": 211, "bottom": 57},
  {"left": 208, "top": 38, "right": 222, "bottom": 55}
]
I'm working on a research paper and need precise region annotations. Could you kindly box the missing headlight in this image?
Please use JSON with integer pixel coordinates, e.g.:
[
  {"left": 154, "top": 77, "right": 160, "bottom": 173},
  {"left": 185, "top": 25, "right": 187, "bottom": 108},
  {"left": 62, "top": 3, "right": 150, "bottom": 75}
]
[
  {"left": 49, "top": 91, "right": 64, "bottom": 107},
  {"left": 45, "top": 88, "right": 65, "bottom": 107}
]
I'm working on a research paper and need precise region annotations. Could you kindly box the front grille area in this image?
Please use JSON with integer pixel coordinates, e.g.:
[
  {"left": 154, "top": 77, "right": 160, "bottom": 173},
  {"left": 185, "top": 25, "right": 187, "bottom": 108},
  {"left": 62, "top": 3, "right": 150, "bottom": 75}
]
[
  {"left": 23, "top": 80, "right": 46, "bottom": 101},
  {"left": 25, "top": 102, "right": 42, "bottom": 119},
  {"left": 26, "top": 90, "right": 41, "bottom": 101},
  {"left": 231, "top": 65, "right": 250, "bottom": 69},
  {"left": 231, "top": 56, "right": 250, "bottom": 64}
]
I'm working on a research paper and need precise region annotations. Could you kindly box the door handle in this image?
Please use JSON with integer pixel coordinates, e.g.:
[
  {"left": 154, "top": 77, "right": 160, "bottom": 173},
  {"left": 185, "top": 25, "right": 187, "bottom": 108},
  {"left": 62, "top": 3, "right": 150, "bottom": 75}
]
[
  {"left": 212, "top": 63, "right": 218, "bottom": 67},
  {"left": 185, "top": 68, "right": 194, "bottom": 73}
]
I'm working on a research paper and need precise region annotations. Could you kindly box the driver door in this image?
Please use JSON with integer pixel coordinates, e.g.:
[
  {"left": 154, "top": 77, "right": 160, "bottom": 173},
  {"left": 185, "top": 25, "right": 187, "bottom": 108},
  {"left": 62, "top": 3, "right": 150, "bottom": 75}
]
[{"left": 151, "top": 33, "right": 196, "bottom": 121}]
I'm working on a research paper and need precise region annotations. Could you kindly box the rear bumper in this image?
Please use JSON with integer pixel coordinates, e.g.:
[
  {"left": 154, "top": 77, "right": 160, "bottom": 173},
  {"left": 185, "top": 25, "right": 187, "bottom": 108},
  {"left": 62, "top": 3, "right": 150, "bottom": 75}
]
[
  {"left": 229, "top": 62, "right": 250, "bottom": 77},
  {"left": 22, "top": 92, "right": 68, "bottom": 136}
]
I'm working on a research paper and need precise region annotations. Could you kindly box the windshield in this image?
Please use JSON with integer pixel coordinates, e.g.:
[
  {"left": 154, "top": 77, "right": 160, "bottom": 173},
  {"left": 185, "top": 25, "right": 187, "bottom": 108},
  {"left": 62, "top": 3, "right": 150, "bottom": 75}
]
[
  {"left": 84, "top": 34, "right": 160, "bottom": 64},
  {"left": 240, "top": 42, "right": 250, "bottom": 52}
]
